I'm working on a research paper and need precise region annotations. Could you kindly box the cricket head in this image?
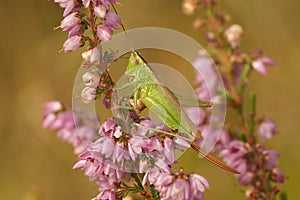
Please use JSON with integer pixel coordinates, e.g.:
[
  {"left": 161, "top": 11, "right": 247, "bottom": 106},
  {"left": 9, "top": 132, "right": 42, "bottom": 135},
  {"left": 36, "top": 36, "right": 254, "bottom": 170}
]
[{"left": 127, "top": 51, "right": 145, "bottom": 71}]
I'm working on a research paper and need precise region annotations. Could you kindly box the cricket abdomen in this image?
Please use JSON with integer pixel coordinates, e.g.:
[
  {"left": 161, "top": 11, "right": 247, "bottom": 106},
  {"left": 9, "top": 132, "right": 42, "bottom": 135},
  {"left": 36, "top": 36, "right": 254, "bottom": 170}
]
[{"left": 139, "top": 83, "right": 193, "bottom": 136}]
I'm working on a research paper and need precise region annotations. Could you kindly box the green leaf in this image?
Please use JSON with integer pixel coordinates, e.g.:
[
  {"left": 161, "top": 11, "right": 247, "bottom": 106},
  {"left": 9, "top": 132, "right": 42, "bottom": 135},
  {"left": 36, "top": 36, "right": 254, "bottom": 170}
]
[
  {"left": 131, "top": 173, "right": 144, "bottom": 190},
  {"left": 279, "top": 191, "right": 288, "bottom": 200},
  {"left": 150, "top": 184, "right": 160, "bottom": 200}
]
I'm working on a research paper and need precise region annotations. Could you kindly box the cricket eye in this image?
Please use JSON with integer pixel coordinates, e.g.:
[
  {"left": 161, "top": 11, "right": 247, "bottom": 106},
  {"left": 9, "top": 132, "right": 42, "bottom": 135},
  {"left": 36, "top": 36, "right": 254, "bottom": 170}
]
[{"left": 133, "top": 59, "right": 139, "bottom": 65}]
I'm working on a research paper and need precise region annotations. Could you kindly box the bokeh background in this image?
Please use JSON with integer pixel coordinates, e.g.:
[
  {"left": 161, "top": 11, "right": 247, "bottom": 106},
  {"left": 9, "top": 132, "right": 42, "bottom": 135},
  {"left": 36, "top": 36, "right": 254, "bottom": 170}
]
[{"left": 1, "top": 0, "right": 299, "bottom": 199}]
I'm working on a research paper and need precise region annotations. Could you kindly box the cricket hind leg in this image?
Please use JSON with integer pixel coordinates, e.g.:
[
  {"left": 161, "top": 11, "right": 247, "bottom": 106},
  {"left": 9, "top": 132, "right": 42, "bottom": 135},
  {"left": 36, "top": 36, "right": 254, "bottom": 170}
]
[
  {"left": 173, "top": 93, "right": 213, "bottom": 107},
  {"left": 191, "top": 140, "right": 239, "bottom": 174}
]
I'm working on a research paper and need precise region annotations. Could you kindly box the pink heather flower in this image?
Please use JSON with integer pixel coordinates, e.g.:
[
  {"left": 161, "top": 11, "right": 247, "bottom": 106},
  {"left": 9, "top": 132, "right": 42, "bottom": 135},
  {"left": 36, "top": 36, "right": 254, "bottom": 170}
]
[
  {"left": 94, "top": 5, "right": 107, "bottom": 18},
  {"left": 113, "top": 126, "right": 122, "bottom": 138},
  {"left": 105, "top": 12, "right": 121, "bottom": 29},
  {"left": 63, "top": 35, "right": 82, "bottom": 52},
  {"left": 43, "top": 103, "right": 92, "bottom": 154},
  {"left": 245, "top": 188, "right": 257, "bottom": 200},
  {"left": 212, "top": 129, "right": 231, "bottom": 152},
  {"left": 193, "top": 56, "right": 215, "bottom": 84},
  {"left": 195, "top": 84, "right": 211, "bottom": 101},
  {"left": 137, "top": 118, "right": 156, "bottom": 136},
  {"left": 82, "top": 0, "right": 90, "bottom": 8},
  {"left": 102, "top": 160, "right": 122, "bottom": 182},
  {"left": 43, "top": 101, "right": 63, "bottom": 115},
  {"left": 164, "top": 137, "right": 175, "bottom": 163},
  {"left": 189, "top": 173, "right": 209, "bottom": 193},
  {"left": 139, "top": 159, "right": 148, "bottom": 173},
  {"left": 181, "top": 0, "right": 198, "bottom": 15},
  {"left": 262, "top": 149, "right": 279, "bottom": 170},
  {"left": 220, "top": 140, "right": 248, "bottom": 175},
  {"left": 60, "top": 12, "right": 81, "bottom": 37},
  {"left": 271, "top": 168, "right": 284, "bottom": 183},
  {"left": 106, "top": 0, "right": 117, "bottom": 3},
  {"left": 81, "top": 46, "right": 115, "bottom": 70},
  {"left": 77, "top": 126, "right": 96, "bottom": 144},
  {"left": 97, "top": 24, "right": 112, "bottom": 41},
  {"left": 224, "top": 24, "right": 243, "bottom": 48},
  {"left": 155, "top": 170, "right": 208, "bottom": 200},
  {"left": 81, "top": 87, "right": 97, "bottom": 103},
  {"left": 42, "top": 101, "right": 64, "bottom": 128},
  {"left": 99, "top": 47, "right": 118, "bottom": 70},
  {"left": 50, "top": 112, "right": 74, "bottom": 130},
  {"left": 74, "top": 151, "right": 104, "bottom": 181},
  {"left": 258, "top": 117, "right": 277, "bottom": 140},
  {"left": 54, "top": 0, "right": 76, "bottom": 17},
  {"left": 113, "top": 141, "right": 126, "bottom": 162},
  {"left": 128, "top": 135, "right": 150, "bottom": 161},
  {"left": 143, "top": 164, "right": 171, "bottom": 185},
  {"left": 74, "top": 140, "right": 125, "bottom": 182},
  {"left": 252, "top": 56, "right": 275, "bottom": 75},
  {"left": 103, "top": 97, "right": 112, "bottom": 109},
  {"left": 99, "top": 118, "right": 116, "bottom": 137},
  {"left": 174, "top": 137, "right": 191, "bottom": 151},
  {"left": 192, "top": 56, "right": 217, "bottom": 101},
  {"left": 96, "top": 137, "right": 115, "bottom": 158},
  {"left": 184, "top": 107, "right": 206, "bottom": 127},
  {"left": 82, "top": 47, "right": 101, "bottom": 64},
  {"left": 148, "top": 137, "right": 163, "bottom": 152},
  {"left": 239, "top": 172, "right": 254, "bottom": 186},
  {"left": 82, "top": 46, "right": 117, "bottom": 70},
  {"left": 94, "top": 178, "right": 116, "bottom": 200},
  {"left": 231, "top": 62, "right": 244, "bottom": 85},
  {"left": 82, "top": 70, "right": 101, "bottom": 88}
]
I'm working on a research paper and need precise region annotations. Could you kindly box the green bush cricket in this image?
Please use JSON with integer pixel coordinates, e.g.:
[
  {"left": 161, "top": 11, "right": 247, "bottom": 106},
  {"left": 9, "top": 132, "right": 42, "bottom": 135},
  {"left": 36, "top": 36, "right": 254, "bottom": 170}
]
[{"left": 115, "top": 51, "right": 239, "bottom": 174}]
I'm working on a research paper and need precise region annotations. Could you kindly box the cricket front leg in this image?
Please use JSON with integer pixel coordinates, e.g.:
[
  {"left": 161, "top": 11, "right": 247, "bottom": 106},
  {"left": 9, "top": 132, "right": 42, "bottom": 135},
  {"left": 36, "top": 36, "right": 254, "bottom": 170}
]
[{"left": 130, "top": 89, "right": 146, "bottom": 112}]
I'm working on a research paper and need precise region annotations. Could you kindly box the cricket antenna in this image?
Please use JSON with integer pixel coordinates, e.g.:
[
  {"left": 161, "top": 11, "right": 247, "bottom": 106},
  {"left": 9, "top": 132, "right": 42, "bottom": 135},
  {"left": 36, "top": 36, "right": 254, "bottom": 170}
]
[{"left": 111, "top": 4, "right": 135, "bottom": 52}]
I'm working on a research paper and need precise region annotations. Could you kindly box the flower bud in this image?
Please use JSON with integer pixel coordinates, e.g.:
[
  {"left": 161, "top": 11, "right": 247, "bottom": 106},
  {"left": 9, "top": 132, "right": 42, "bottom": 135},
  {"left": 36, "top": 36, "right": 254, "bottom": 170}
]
[
  {"left": 224, "top": 24, "right": 243, "bottom": 48},
  {"left": 60, "top": 12, "right": 80, "bottom": 37},
  {"left": 271, "top": 168, "right": 284, "bottom": 183},
  {"left": 245, "top": 188, "right": 257, "bottom": 200},
  {"left": 239, "top": 172, "right": 254, "bottom": 186},
  {"left": 139, "top": 159, "right": 148, "bottom": 173},
  {"left": 164, "top": 137, "right": 175, "bottom": 163},
  {"left": 252, "top": 56, "right": 275, "bottom": 75},
  {"left": 82, "top": 70, "right": 100, "bottom": 88},
  {"left": 94, "top": 5, "right": 107, "bottom": 18},
  {"left": 182, "top": 0, "right": 198, "bottom": 15},
  {"left": 105, "top": 12, "right": 121, "bottom": 29},
  {"left": 103, "top": 97, "right": 112, "bottom": 109},
  {"left": 193, "top": 18, "right": 204, "bottom": 30},
  {"left": 258, "top": 117, "right": 277, "bottom": 140},
  {"left": 43, "top": 101, "right": 64, "bottom": 114},
  {"left": 63, "top": 35, "right": 82, "bottom": 52},
  {"left": 82, "top": 0, "right": 90, "bottom": 8},
  {"left": 54, "top": 0, "right": 75, "bottom": 17},
  {"left": 97, "top": 24, "right": 112, "bottom": 41},
  {"left": 81, "top": 87, "right": 97, "bottom": 103}
]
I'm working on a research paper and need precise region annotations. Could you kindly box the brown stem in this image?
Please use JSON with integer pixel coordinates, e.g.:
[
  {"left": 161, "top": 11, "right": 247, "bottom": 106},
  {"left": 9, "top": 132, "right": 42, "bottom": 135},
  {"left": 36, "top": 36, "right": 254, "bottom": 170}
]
[{"left": 88, "top": 4, "right": 98, "bottom": 47}]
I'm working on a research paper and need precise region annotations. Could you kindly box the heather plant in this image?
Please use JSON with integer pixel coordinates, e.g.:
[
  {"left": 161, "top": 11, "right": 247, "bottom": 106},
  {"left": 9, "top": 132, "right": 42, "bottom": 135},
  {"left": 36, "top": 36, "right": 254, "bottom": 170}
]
[
  {"left": 181, "top": 0, "right": 286, "bottom": 199},
  {"left": 43, "top": 0, "right": 286, "bottom": 199}
]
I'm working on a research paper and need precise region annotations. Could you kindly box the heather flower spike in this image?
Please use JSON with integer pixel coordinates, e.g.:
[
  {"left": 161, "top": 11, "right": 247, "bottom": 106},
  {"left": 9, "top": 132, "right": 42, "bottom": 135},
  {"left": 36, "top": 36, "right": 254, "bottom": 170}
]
[{"left": 183, "top": 0, "right": 285, "bottom": 198}]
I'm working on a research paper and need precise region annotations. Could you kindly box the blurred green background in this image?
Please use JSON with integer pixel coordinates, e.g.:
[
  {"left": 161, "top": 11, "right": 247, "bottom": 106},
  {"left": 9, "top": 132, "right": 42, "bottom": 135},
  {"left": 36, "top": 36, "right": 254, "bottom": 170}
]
[{"left": 1, "top": 0, "right": 299, "bottom": 199}]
